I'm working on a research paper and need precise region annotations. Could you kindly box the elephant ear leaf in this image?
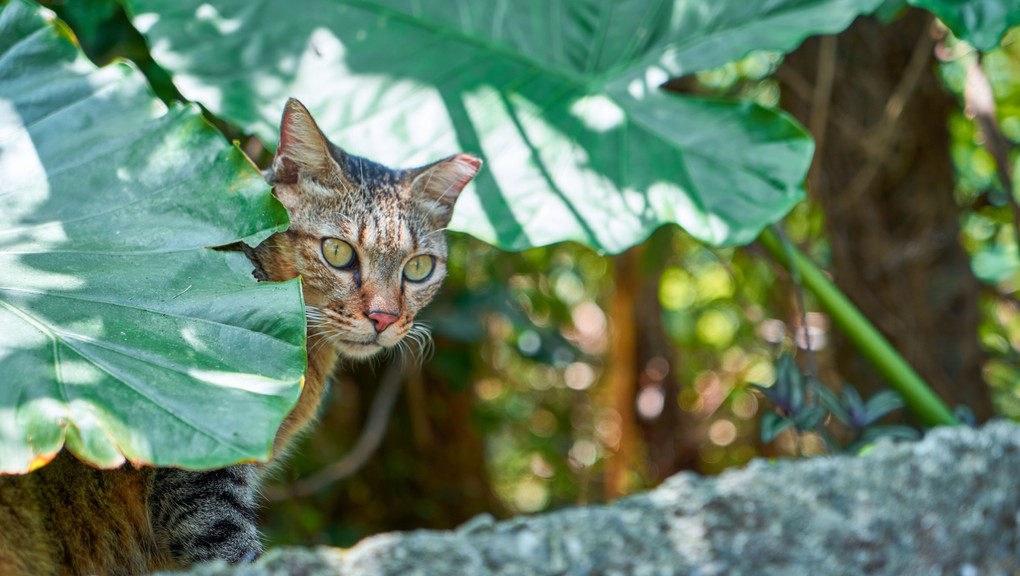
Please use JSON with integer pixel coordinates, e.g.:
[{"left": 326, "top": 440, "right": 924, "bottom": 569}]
[
  {"left": 125, "top": 0, "right": 887, "bottom": 253},
  {"left": 0, "top": 0, "right": 305, "bottom": 474}
]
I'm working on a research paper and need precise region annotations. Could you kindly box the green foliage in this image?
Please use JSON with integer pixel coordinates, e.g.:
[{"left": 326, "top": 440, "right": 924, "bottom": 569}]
[
  {"left": 757, "top": 229, "right": 959, "bottom": 427},
  {"left": 937, "top": 26, "right": 1020, "bottom": 418},
  {"left": 760, "top": 412, "right": 796, "bottom": 444},
  {"left": 908, "top": 0, "right": 1020, "bottom": 51},
  {"left": 3, "top": 0, "right": 1014, "bottom": 519},
  {"left": 754, "top": 354, "right": 920, "bottom": 453},
  {"left": 123, "top": 0, "right": 892, "bottom": 252},
  {"left": 0, "top": 0, "right": 305, "bottom": 473},
  {"left": 752, "top": 355, "right": 805, "bottom": 416},
  {"left": 945, "top": 36, "right": 1020, "bottom": 287}
]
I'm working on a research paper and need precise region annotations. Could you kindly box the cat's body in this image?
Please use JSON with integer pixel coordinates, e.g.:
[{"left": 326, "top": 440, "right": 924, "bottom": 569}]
[{"left": 0, "top": 98, "right": 480, "bottom": 575}]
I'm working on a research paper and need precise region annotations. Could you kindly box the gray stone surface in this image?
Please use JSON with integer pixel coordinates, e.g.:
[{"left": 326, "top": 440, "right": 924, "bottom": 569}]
[{"left": 169, "top": 422, "right": 1020, "bottom": 576}]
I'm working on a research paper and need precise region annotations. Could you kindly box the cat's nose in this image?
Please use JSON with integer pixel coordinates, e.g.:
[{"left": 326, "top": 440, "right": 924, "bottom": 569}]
[{"left": 368, "top": 311, "right": 399, "bottom": 332}]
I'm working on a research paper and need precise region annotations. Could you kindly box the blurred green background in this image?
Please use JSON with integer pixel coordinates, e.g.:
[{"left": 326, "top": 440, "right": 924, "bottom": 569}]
[{"left": 31, "top": 0, "right": 1020, "bottom": 550}]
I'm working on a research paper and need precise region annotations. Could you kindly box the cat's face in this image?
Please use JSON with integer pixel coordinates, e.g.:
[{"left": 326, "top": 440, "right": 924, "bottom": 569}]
[{"left": 256, "top": 99, "right": 480, "bottom": 360}]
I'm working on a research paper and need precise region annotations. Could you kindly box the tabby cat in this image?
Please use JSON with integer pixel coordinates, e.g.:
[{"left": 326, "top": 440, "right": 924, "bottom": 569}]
[{"left": 0, "top": 98, "right": 481, "bottom": 575}]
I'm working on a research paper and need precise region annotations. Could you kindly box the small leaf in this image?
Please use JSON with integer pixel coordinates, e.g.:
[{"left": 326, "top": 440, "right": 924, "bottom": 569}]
[
  {"left": 954, "top": 404, "right": 977, "bottom": 428},
  {"left": 970, "top": 243, "right": 1018, "bottom": 286},
  {"left": 841, "top": 383, "right": 866, "bottom": 428},
  {"left": 861, "top": 425, "right": 921, "bottom": 442},
  {"left": 848, "top": 425, "right": 922, "bottom": 452},
  {"left": 749, "top": 383, "right": 786, "bottom": 407},
  {"left": 760, "top": 411, "right": 796, "bottom": 443},
  {"left": 814, "top": 382, "right": 851, "bottom": 426},
  {"left": 861, "top": 389, "right": 906, "bottom": 427},
  {"left": 791, "top": 403, "right": 824, "bottom": 432},
  {"left": 775, "top": 354, "right": 806, "bottom": 414},
  {"left": 792, "top": 405, "right": 826, "bottom": 432}
]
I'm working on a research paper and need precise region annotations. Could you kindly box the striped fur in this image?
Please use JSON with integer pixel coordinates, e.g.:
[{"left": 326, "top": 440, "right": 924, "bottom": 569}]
[
  {"left": 0, "top": 98, "right": 480, "bottom": 575},
  {"left": 149, "top": 465, "right": 263, "bottom": 565}
]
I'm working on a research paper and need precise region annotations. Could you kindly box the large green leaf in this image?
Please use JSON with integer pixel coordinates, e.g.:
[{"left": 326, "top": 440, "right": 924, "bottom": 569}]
[
  {"left": 125, "top": 0, "right": 881, "bottom": 252},
  {"left": 0, "top": 0, "right": 305, "bottom": 473},
  {"left": 908, "top": 0, "right": 1020, "bottom": 52}
]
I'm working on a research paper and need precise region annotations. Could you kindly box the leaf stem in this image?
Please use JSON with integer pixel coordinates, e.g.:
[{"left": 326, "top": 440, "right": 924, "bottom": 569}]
[
  {"left": 771, "top": 224, "right": 818, "bottom": 380},
  {"left": 757, "top": 227, "right": 958, "bottom": 427}
]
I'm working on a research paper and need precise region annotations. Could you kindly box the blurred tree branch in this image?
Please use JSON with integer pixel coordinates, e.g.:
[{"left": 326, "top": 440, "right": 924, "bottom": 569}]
[
  {"left": 266, "top": 362, "right": 406, "bottom": 501},
  {"left": 963, "top": 53, "right": 1019, "bottom": 257}
]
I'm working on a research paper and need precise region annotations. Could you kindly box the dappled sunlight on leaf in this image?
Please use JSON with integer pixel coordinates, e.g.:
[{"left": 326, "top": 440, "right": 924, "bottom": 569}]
[
  {"left": 0, "top": 1, "right": 304, "bottom": 473},
  {"left": 121, "top": 0, "right": 888, "bottom": 251}
]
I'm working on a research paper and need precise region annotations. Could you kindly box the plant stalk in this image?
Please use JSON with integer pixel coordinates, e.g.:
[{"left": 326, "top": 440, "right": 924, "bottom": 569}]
[{"left": 757, "top": 227, "right": 958, "bottom": 427}]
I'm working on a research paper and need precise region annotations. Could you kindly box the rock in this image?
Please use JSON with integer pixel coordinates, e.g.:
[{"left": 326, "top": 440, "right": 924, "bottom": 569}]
[{"left": 166, "top": 421, "right": 1020, "bottom": 576}]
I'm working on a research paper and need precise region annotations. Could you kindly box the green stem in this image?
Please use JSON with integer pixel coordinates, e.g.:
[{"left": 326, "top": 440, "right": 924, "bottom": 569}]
[{"left": 757, "top": 227, "right": 958, "bottom": 427}]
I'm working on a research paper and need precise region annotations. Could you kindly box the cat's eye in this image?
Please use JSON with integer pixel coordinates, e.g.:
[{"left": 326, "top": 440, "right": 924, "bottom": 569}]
[
  {"left": 322, "top": 238, "right": 355, "bottom": 268},
  {"left": 403, "top": 255, "right": 435, "bottom": 282}
]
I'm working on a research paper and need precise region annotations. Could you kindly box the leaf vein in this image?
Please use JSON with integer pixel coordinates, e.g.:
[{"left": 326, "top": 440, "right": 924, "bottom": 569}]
[{"left": 0, "top": 286, "right": 303, "bottom": 350}]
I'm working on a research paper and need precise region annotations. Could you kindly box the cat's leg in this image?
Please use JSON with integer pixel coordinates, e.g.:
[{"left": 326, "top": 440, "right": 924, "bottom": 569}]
[{"left": 147, "top": 464, "right": 263, "bottom": 565}]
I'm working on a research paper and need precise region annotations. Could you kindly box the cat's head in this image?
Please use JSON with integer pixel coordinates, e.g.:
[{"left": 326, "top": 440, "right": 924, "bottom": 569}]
[{"left": 256, "top": 98, "right": 481, "bottom": 360}]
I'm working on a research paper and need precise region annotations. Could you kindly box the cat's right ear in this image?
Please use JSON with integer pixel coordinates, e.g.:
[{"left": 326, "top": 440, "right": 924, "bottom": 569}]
[{"left": 265, "top": 98, "right": 335, "bottom": 185}]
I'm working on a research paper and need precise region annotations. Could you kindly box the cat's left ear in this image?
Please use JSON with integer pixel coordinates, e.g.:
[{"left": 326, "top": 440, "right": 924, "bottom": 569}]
[{"left": 409, "top": 154, "right": 482, "bottom": 227}]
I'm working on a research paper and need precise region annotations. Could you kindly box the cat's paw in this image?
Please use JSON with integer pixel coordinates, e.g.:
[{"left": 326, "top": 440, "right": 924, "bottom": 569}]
[
  {"left": 224, "top": 534, "right": 264, "bottom": 565},
  {"left": 238, "top": 549, "right": 261, "bottom": 564}
]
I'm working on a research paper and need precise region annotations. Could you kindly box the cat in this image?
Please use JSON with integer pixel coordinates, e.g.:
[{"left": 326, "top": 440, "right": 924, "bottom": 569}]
[{"left": 0, "top": 98, "right": 481, "bottom": 575}]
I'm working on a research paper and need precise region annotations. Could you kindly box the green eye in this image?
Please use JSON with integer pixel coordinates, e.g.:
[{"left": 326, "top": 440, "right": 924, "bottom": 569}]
[
  {"left": 404, "top": 255, "right": 435, "bottom": 282},
  {"left": 322, "top": 238, "right": 355, "bottom": 268}
]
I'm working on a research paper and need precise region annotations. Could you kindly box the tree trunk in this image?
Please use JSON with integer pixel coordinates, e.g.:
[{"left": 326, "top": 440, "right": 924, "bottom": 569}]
[
  {"left": 604, "top": 248, "right": 642, "bottom": 498},
  {"left": 633, "top": 232, "right": 701, "bottom": 481},
  {"left": 779, "top": 10, "right": 992, "bottom": 420}
]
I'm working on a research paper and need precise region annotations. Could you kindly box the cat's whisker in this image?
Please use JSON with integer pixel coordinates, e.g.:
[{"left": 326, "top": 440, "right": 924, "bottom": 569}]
[
  {"left": 394, "top": 338, "right": 415, "bottom": 371},
  {"left": 305, "top": 306, "right": 328, "bottom": 323},
  {"left": 386, "top": 343, "right": 402, "bottom": 367},
  {"left": 409, "top": 329, "right": 425, "bottom": 350},
  {"left": 311, "top": 328, "right": 335, "bottom": 343},
  {"left": 427, "top": 183, "right": 457, "bottom": 214},
  {"left": 337, "top": 175, "right": 352, "bottom": 196},
  {"left": 306, "top": 323, "right": 335, "bottom": 336},
  {"left": 410, "top": 323, "right": 434, "bottom": 363},
  {"left": 420, "top": 169, "right": 437, "bottom": 198},
  {"left": 391, "top": 324, "right": 430, "bottom": 370},
  {"left": 402, "top": 341, "right": 421, "bottom": 371},
  {"left": 368, "top": 352, "right": 383, "bottom": 375},
  {"left": 308, "top": 335, "right": 333, "bottom": 355},
  {"left": 336, "top": 212, "right": 354, "bottom": 228},
  {"left": 423, "top": 227, "right": 449, "bottom": 240},
  {"left": 307, "top": 340, "right": 324, "bottom": 355},
  {"left": 400, "top": 340, "right": 417, "bottom": 371}
]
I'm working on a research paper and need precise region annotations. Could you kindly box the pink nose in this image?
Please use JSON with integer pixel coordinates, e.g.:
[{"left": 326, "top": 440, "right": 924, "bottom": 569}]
[{"left": 368, "top": 311, "right": 399, "bottom": 332}]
